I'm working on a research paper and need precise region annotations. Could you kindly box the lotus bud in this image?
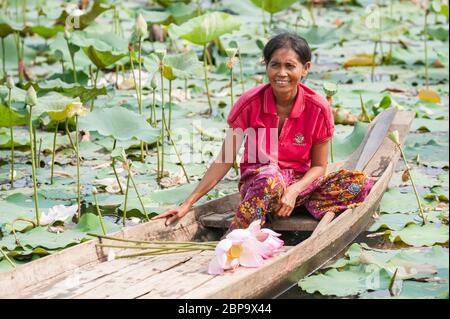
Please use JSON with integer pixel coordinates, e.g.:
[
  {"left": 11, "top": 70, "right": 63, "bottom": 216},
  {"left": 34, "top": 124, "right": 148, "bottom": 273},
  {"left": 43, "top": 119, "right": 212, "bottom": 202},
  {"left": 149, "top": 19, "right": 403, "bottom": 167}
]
[
  {"left": 64, "top": 29, "right": 71, "bottom": 41},
  {"left": 225, "top": 48, "right": 238, "bottom": 59},
  {"left": 92, "top": 186, "right": 98, "bottom": 195},
  {"left": 322, "top": 82, "right": 338, "bottom": 98},
  {"left": 150, "top": 75, "right": 157, "bottom": 90},
  {"left": 26, "top": 85, "right": 37, "bottom": 107},
  {"left": 6, "top": 75, "right": 15, "bottom": 89},
  {"left": 388, "top": 130, "right": 400, "bottom": 145},
  {"left": 135, "top": 14, "right": 148, "bottom": 39},
  {"left": 155, "top": 49, "right": 166, "bottom": 62}
]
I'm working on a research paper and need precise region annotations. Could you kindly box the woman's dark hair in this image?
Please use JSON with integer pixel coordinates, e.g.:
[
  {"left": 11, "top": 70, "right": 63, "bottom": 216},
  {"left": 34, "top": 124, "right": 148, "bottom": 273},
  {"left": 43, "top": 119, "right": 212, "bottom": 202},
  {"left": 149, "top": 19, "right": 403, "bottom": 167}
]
[{"left": 263, "top": 32, "right": 312, "bottom": 65}]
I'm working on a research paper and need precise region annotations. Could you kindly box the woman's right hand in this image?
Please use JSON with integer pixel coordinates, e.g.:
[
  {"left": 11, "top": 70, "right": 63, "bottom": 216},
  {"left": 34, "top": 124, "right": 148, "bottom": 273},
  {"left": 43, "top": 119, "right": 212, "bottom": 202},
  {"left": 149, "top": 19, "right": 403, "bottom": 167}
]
[{"left": 151, "top": 203, "right": 191, "bottom": 226}]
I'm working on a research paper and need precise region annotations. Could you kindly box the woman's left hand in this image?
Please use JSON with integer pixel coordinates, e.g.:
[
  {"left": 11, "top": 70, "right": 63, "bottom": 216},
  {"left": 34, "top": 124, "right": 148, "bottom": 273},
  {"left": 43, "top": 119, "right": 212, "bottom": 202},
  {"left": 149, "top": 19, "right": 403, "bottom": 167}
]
[{"left": 275, "top": 187, "right": 298, "bottom": 218}]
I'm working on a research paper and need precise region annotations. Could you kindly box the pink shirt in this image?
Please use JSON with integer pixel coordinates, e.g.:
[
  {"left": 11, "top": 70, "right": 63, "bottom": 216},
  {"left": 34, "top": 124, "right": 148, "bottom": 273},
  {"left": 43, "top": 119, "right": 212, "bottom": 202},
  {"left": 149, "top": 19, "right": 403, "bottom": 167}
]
[{"left": 227, "top": 82, "right": 334, "bottom": 175}]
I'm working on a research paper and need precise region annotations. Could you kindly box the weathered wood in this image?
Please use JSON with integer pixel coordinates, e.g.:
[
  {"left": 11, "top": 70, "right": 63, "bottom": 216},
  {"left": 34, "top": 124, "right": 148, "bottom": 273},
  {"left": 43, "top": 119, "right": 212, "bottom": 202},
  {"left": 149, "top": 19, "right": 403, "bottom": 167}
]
[
  {"left": 0, "top": 209, "right": 204, "bottom": 298},
  {"left": 310, "top": 212, "right": 335, "bottom": 237}
]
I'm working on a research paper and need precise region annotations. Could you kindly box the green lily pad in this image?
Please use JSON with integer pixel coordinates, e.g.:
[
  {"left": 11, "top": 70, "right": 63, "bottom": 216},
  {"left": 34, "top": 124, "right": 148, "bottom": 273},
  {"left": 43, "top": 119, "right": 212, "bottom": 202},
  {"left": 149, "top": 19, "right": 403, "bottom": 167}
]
[
  {"left": 389, "top": 223, "right": 449, "bottom": 247},
  {"left": 249, "top": 0, "right": 300, "bottom": 13},
  {"left": 54, "top": 0, "right": 112, "bottom": 30},
  {"left": 299, "top": 265, "right": 391, "bottom": 297},
  {"left": 36, "top": 79, "right": 107, "bottom": 103},
  {"left": 0, "top": 104, "right": 27, "bottom": 128},
  {"left": 12, "top": 213, "right": 120, "bottom": 250},
  {"left": 405, "top": 139, "right": 449, "bottom": 168},
  {"left": 70, "top": 31, "right": 128, "bottom": 69},
  {"left": 331, "top": 122, "right": 369, "bottom": 162},
  {"left": 369, "top": 213, "right": 419, "bottom": 231},
  {"left": 380, "top": 188, "right": 423, "bottom": 214},
  {"left": 163, "top": 50, "right": 203, "bottom": 81},
  {"left": 169, "top": 12, "right": 241, "bottom": 46},
  {"left": 78, "top": 106, "right": 160, "bottom": 144},
  {"left": 148, "top": 182, "right": 198, "bottom": 205}
]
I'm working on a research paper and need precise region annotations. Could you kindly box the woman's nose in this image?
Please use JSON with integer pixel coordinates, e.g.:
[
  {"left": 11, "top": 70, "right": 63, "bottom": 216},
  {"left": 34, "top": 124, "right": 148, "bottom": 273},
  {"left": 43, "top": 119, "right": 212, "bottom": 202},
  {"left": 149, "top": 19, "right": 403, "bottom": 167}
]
[{"left": 277, "top": 67, "right": 288, "bottom": 77}]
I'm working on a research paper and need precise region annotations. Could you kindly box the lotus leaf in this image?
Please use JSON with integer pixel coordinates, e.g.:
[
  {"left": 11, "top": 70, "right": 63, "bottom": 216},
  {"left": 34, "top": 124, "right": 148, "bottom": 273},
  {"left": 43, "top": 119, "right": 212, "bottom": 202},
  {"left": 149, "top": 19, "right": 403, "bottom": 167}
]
[{"left": 78, "top": 106, "right": 160, "bottom": 144}]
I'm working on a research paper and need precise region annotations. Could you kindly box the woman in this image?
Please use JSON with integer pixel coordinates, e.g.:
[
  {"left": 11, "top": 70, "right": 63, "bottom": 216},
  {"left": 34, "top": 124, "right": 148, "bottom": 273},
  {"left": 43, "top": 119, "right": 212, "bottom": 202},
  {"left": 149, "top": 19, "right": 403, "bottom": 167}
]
[{"left": 153, "top": 33, "right": 374, "bottom": 233}]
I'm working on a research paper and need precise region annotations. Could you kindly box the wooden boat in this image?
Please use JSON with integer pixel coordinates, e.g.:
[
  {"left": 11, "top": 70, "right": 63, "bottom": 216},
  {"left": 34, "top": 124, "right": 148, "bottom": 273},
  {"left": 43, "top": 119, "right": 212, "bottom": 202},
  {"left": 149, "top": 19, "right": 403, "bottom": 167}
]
[{"left": 0, "top": 108, "right": 414, "bottom": 299}]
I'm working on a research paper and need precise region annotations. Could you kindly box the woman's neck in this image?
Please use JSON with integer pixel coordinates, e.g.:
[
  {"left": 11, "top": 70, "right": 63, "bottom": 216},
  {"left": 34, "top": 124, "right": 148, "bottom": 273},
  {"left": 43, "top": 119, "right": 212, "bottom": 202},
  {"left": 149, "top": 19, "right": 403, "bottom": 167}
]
[{"left": 273, "top": 85, "right": 298, "bottom": 109}]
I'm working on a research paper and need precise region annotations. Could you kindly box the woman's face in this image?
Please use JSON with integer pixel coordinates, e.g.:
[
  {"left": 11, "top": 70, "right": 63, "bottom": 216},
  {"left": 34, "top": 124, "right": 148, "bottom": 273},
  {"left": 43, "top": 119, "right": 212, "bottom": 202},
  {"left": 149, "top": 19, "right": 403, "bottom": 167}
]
[{"left": 266, "top": 48, "right": 310, "bottom": 97}]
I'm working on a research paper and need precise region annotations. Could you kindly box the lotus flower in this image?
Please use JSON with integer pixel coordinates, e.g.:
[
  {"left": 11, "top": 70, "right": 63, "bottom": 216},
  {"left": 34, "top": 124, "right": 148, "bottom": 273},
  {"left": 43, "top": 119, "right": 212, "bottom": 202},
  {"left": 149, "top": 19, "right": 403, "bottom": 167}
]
[
  {"left": 247, "top": 220, "right": 284, "bottom": 258},
  {"left": 40, "top": 205, "right": 78, "bottom": 226},
  {"left": 208, "top": 220, "right": 284, "bottom": 275}
]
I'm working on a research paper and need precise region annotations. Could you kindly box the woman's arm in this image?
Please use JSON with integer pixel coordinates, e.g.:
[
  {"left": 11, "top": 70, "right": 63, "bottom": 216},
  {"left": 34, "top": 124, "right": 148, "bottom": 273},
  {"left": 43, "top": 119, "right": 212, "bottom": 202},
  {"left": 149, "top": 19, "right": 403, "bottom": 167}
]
[
  {"left": 152, "top": 129, "right": 245, "bottom": 225},
  {"left": 275, "top": 141, "right": 329, "bottom": 217}
]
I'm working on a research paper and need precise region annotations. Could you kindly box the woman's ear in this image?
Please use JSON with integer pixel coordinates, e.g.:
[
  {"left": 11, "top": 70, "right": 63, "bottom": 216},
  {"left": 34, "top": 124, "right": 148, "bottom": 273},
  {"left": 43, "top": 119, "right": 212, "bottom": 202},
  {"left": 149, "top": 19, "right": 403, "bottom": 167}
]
[{"left": 302, "top": 61, "right": 312, "bottom": 77}]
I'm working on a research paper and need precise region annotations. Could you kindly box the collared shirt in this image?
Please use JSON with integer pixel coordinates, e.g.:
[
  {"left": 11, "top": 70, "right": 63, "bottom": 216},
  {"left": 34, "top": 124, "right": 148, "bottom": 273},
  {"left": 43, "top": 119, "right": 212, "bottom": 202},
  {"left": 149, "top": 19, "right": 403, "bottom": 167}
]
[{"left": 227, "top": 82, "right": 334, "bottom": 175}]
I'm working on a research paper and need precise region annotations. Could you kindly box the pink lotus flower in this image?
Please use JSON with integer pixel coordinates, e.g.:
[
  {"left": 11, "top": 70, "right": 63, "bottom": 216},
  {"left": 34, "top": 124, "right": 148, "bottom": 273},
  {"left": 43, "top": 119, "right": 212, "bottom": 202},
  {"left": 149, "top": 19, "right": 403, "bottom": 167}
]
[
  {"left": 247, "top": 220, "right": 284, "bottom": 258},
  {"left": 208, "top": 220, "right": 284, "bottom": 275}
]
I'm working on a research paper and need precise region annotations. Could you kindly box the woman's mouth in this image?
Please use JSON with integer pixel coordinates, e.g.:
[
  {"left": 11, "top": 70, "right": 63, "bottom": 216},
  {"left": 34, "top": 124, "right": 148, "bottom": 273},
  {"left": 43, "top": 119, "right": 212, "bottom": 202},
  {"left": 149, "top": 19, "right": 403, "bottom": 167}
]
[{"left": 274, "top": 79, "right": 291, "bottom": 86}]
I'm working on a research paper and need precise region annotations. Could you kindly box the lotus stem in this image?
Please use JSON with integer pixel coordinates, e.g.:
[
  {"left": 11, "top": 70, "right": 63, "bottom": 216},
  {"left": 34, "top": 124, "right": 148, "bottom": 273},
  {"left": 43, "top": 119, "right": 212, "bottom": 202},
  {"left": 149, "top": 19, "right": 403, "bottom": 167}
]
[
  {"left": 11, "top": 217, "right": 35, "bottom": 247},
  {"left": 162, "top": 115, "right": 190, "bottom": 184},
  {"left": 90, "top": 68, "right": 100, "bottom": 111},
  {"left": 424, "top": 10, "right": 429, "bottom": 89},
  {"left": 66, "top": 40, "right": 77, "bottom": 84},
  {"left": 8, "top": 87, "right": 14, "bottom": 188},
  {"left": 115, "top": 64, "right": 119, "bottom": 88},
  {"left": 238, "top": 49, "right": 245, "bottom": 94},
  {"left": 14, "top": 32, "right": 24, "bottom": 84},
  {"left": 371, "top": 40, "right": 378, "bottom": 82},
  {"left": 93, "top": 190, "right": 107, "bottom": 235},
  {"left": 203, "top": 45, "right": 213, "bottom": 115},
  {"left": 122, "top": 169, "right": 131, "bottom": 226},
  {"left": 389, "top": 1, "right": 393, "bottom": 59},
  {"left": 308, "top": 1, "right": 316, "bottom": 26},
  {"left": 32, "top": 123, "right": 37, "bottom": 169},
  {"left": 160, "top": 65, "right": 166, "bottom": 180},
  {"left": 75, "top": 115, "right": 81, "bottom": 221},
  {"left": 184, "top": 79, "right": 188, "bottom": 100},
  {"left": 28, "top": 104, "right": 39, "bottom": 226},
  {"left": 116, "top": 248, "right": 212, "bottom": 259},
  {"left": 230, "top": 67, "right": 234, "bottom": 107},
  {"left": 111, "top": 158, "right": 124, "bottom": 195},
  {"left": 397, "top": 145, "right": 427, "bottom": 224},
  {"left": 96, "top": 243, "right": 215, "bottom": 250},
  {"left": 156, "top": 138, "right": 160, "bottom": 180},
  {"left": 87, "top": 233, "right": 219, "bottom": 246},
  {"left": 21, "top": 0, "right": 25, "bottom": 25},
  {"left": 127, "top": 167, "right": 150, "bottom": 222},
  {"left": 50, "top": 122, "right": 58, "bottom": 184},
  {"left": 1, "top": 38, "right": 5, "bottom": 79},
  {"left": 138, "top": 36, "right": 145, "bottom": 162},
  {"left": 168, "top": 80, "right": 173, "bottom": 131},
  {"left": 0, "top": 247, "right": 16, "bottom": 268},
  {"left": 151, "top": 88, "right": 156, "bottom": 127},
  {"left": 269, "top": 13, "right": 273, "bottom": 30}
]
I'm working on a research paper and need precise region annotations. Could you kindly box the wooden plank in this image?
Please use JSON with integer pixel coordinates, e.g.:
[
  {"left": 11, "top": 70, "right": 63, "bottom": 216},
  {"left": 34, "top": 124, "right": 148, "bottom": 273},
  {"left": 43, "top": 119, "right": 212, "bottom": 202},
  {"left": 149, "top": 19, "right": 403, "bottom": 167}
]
[
  {"left": 72, "top": 251, "right": 202, "bottom": 299},
  {"left": 18, "top": 255, "right": 153, "bottom": 298},
  {"left": 199, "top": 211, "right": 236, "bottom": 228},
  {"left": 137, "top": 251, "right": 216, "bottom": 299},
  {"left": 310, "top": 212, "right": 335, "bottom": 237}
]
